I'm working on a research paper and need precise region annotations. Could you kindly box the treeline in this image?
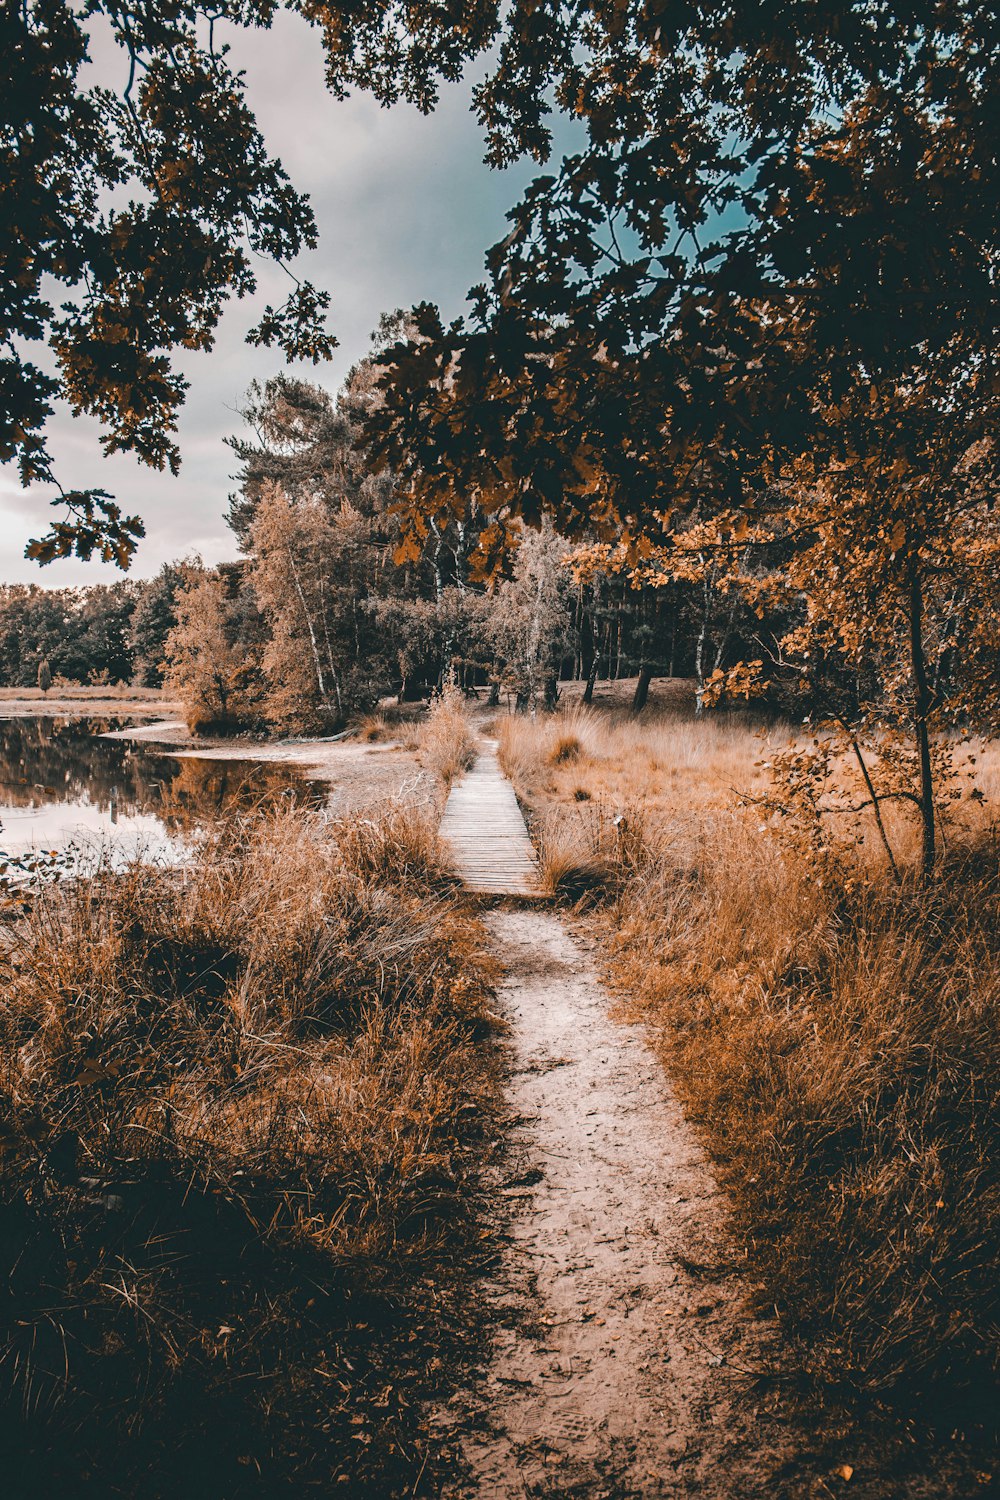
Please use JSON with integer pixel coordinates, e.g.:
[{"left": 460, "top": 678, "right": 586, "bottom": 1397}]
[
  {"left": 163, "top": 320, "right": 778, "bottom": 733},
  {"left": 0, "top": 565, "right": 183, "bottom": 690},
  {"left": 0, "top": 324, "right": 796, "bottom": 732}
]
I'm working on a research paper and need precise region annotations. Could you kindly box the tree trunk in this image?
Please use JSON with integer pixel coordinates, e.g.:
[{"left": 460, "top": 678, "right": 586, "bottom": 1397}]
[
  {"left": 694, "top": 611, "right": 708, "bottom": 715},
  {"left": 582, "top": 651, "right": 600, "bottom": 705},
  {"left": 631, "top": 662, "right": 653, "bottom": 714},
  {"left": 908, "top": 567, "right": 936, "bottom": 878},
  {"left": 429, "top": 519, "right": 444, "bottom": 602},
  {"left": 544, "top": 672, "right": 560, "bottom": 711},
  {"left": 286, "top": 545, "right": 327, "bottom": 700},
  {"left": 693, "top": 559, "right": 716, "bottom": 715}
]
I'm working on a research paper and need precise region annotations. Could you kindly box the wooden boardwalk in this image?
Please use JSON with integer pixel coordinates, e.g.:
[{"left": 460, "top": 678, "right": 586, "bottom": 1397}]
[{"left": 439, "top": 742, "right": 540, "bottom": 897}]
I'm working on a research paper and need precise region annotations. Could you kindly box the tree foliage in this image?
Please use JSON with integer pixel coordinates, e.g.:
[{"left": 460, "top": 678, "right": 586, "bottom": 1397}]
[
  {"left": 365, "top": 0, "right": 1000, "bottom": 873},
  {"left": 164, "top": 563, "right": 261, "bottom": 732},
  {"left": 2, "top": 2, "right": 504, "bottom": 564},
  {"left": 0, "top": 579, "right": 140, "bottom": 685}
]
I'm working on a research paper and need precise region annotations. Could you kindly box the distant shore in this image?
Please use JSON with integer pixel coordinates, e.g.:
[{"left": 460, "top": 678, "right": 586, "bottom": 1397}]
[{"left": 0, "top": 687, "right": 179, "bottom": 718}]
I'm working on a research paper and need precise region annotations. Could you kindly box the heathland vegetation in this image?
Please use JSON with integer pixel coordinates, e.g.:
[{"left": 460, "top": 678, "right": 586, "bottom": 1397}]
[
  {"left": 0, "top": 726, "right": 505, "bottom": 1497},
  {"left": 3, "top": 0, "right": 1000, "bottom": 1490},
  {"left": 498, "top": 696, "right": 1000, "bottom": 1444}
]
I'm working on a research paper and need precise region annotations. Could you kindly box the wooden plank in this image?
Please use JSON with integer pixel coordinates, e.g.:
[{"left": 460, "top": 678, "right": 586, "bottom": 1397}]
[{"left": 439, "top": 744, "right": 541, "bottom": 897}]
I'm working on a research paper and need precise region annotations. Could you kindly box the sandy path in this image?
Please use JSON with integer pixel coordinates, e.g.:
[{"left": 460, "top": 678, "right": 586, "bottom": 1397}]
[
  {"left": 441, "top": 907, "right": 813, "bottom": 1498},
  {"left": 436, "top": 908, "right": 984, "bottom": 1499}
]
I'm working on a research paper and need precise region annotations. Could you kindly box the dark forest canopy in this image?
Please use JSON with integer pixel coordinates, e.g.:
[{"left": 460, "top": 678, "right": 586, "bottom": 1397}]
[
  {"left": 5, "top": 0, "right": 998, "bottom": 566},
  {"left": 368, "top": 1, "right": 999, "bottom": 544},
  {"left": 0, "top": 563, "right": 183, "bottom": 688}
]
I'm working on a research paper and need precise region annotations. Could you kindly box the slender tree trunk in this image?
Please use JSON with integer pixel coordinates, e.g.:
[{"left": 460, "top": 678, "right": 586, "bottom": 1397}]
[
  {"left": 573, "top": 586, "right": 584, "bottom": 681},
  {"left": 694, "top": 559, "right": 716, "bottom": 715},
  {"left": 452, "top": 519, "right": 467, "bottom": 596},
  {"left": 908, "top": 567, "right": 936, "bottom": 878},
  {"left": 694, "top": 611, "right": 708, "bottom": 716},
  {"left": 524, "top": 567, "right": 546, "bottom": 709},
  {"left": 286, "top": 545, "right": 326, "bottom": 699},
  {"left": 631, "top": 662, "right": 654, "bottom": 714},
  {"left": 429, "top": 519, "right": 444, "bottom": 602},
  {"left": 846, "top": 730, "right": 902, "bottom": 885},
  {"left": 582, "top": 650, "right": 600, "bottom": 705}
]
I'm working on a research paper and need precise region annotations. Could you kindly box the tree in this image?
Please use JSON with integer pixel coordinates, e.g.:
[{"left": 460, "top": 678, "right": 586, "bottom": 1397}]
[
  {"left": 227, "top": 322, "right": 499, "bottom": 714},
  {"left": 3, "top": 5, "right": 508, "bottom": 565},
  {"left": 0, "top": 581, "right": 141, "bottom": 684},
  {"left": 488, "top": 521, "right": 575, "bottom": 711},
  {"left": 164, "top": 568, "right": 260, "bottom": 733},
  {"left": 73, "top": 581, "right": 140, "bottom": 682},
  {"left": 366, "top": 1, "right": 1000, "bottom": 873},
  {"left": 36, "top": 658, "right": 51, "bottom": 696},
  {"left": 248, "top": 482, "right": 375, "bottom": 729},
  {"left": 129, "top": 563, "right": 186, "bottom": 687}
]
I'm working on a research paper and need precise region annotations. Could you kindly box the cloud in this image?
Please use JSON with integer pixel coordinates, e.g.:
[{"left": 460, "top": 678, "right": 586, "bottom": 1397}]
[{"left": 4, "top": 12, "right": 544, "bottom": 586}]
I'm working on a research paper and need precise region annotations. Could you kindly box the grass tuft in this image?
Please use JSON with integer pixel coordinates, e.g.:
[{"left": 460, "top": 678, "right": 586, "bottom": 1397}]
[
  {"left": 547, "top": 732, "right": 583, "bottom": 766},
  {"left": 358, "top": 711, "right": 390, "bottom": 741},
  {"left": 417, "top": 686, "right": 478, "bottom": 789}
]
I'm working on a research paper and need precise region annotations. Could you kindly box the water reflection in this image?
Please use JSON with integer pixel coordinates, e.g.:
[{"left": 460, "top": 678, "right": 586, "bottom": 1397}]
[{"left": 0, "top": 717, "right": 328, "bottom": 859}]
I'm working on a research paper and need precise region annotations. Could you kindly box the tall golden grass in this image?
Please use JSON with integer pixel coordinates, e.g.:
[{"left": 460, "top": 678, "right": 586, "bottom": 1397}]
[
  {"left": 416, "top": 685, "right": 478, "bottom": 790},
  {"left": 499, "top": 703, "right": 1000, "bottom": 1432},
  {"left": 0, "top": 802, "right": 499, "bottom": 1496}
]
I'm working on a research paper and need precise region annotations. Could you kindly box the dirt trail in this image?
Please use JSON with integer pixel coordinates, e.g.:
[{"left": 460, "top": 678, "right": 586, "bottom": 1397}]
[
  {"left": 436, "top": 906, "right": 821, "bottom": 1499},
  {"left": 435, "top": 906, "right": 986, "bottom": 1500}
]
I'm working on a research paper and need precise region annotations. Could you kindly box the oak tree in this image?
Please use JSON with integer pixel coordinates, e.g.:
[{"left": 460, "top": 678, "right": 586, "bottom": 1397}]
[{"left": 3, "top": 1, "right": 503, "bottom": 564}]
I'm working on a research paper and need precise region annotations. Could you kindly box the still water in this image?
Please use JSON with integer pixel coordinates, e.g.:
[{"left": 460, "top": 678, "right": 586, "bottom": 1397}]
[{"left": 0, "top": 717, "right": 328, "bottom": 863}]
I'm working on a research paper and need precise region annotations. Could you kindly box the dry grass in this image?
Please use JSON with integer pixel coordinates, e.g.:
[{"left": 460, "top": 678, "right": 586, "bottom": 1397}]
[
  {"left": 358, "top": 710, "right": 390, "bottom": 741},
  {"left": 0, "top": 685, "right": 171, "bottom": 702},
  {"left": 547, "top": 731, "right": 583, "bottom": 766},
  {"left": 416, "top": 686, "right": 478, "bottom": 790},
  {"left": 0, "top": 803, "right": 500, "bottom": 1497},
  {"left": 499, "top": 699, "right": 1000, "bottom": 1439}
]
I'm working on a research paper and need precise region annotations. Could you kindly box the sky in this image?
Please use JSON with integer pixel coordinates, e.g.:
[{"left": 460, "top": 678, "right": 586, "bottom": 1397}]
[{"left": 0, "top": 12, "right": 548, "bottom": 586}]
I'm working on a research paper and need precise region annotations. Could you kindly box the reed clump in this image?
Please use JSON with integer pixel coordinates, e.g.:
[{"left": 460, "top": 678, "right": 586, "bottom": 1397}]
[
  {"left": 417, "top": 686, "right": 478, "bottom": 789},
  {"left": 0, "top": 803, "right": 499, "bottom": 1497}
]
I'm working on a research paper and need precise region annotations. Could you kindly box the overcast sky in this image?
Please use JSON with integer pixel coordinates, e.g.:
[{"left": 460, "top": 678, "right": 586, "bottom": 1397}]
[{"left": 0, "top": 13, "right": 547, "bottom": 586}]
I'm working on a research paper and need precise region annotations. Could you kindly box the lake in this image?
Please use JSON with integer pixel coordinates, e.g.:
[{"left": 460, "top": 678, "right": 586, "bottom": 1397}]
[{"left": 0, "top": 716, "right": 328, "bottom": 864}]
